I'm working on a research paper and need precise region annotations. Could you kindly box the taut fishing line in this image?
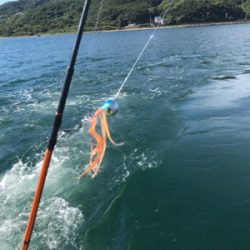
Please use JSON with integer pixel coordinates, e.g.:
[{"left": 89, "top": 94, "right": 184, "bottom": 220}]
[
  {"left": 88, "top": 0, "right": 105, "bottom": 55},
  {"left": 80, "top": 0, "right": 176, "bottom": 178},
  {"left": 114, "top": 0, "right": 175, "bottom": 99},
  {"left": 94, "top": 0, "right": 105, "bottom": 30}
]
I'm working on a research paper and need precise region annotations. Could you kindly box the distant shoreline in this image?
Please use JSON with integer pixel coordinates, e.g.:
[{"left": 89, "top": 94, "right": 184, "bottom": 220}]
[
  {"left": 1, "top": 20, "right": 250, "bottom": 38},
  {"left": 103, "top": 20, "right": 250, "bottom": 33}
]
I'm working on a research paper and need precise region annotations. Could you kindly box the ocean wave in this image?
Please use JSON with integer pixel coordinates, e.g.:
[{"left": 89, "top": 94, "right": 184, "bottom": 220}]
[
  {"left": 0, "top": 148, "right": 84, "bottom": 250},
  {"left": 31, "top": 197, "right": 84, "bottom": 250}
]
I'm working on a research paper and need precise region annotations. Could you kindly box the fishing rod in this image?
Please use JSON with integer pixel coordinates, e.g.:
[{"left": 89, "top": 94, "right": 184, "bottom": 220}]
[{"left": 20, "top": 0, "right": 91, "bottom": 249}]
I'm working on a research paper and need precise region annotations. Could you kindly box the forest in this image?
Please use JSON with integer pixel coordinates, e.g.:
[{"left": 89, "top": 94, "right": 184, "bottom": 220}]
[{"left": 0, "top": 0, "right": 250, "bottom": 36}]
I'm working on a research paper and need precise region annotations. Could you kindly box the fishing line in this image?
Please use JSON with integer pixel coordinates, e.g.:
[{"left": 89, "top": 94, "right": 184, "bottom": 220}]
[
  {"left": 94, "top": 0, "right": 105, "bottom": 30},
  {"left": 114, "top": 34, "right": 154, "bottom": 99},
  {"left": 80, "top": 0, "right": 176, "bottom": 178},
  {"left": 88, "top": 0, "right": 105, "bottom": 55},
  {"left": 114, "top": 0, "right": 175, "bottom": 99}
]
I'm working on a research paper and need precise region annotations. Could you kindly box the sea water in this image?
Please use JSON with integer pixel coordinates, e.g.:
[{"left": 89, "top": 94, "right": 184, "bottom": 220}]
[{"left": 1, "top": 24, "right": 250, "bottom": 250}]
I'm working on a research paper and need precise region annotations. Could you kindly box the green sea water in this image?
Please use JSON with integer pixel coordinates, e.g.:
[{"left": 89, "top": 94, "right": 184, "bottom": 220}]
[{"left": 1, "top": 23, "right": 250, "bottom": 250}]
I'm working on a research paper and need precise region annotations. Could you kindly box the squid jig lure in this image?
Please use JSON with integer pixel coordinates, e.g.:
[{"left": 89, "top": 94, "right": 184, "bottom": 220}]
[{"left": 80, "top": 99, "right": 124, "bottom": 178}]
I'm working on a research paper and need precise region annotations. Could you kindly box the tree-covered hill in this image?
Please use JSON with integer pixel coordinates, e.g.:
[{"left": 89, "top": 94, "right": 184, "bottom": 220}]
[
  {"left": 0, "top": 0, "right": 50, "bottom": 16},
  {"left": 0, "top": 0, "right": 250, "bottom": 37},
  {"left": 160, "top": 0, "right": 248, "bottom": 24}
]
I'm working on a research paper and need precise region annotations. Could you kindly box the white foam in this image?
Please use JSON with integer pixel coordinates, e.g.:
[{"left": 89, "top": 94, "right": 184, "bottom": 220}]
[
  {"left": 31, "top": 197, "right": 84, "bottom": 250},
  {"left": 130, "top": 149, "right": 159, "bottom": 172},
  {"left": 0, "top": 149, "right": 84, "bottom": 249},
  {"left": 0, "top": 105, "right": 133, "bottom": 249}
]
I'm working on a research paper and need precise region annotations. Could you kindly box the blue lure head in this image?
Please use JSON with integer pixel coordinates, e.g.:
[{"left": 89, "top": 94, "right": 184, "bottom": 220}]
[{"left": 101, "top": 99, "right": 118, "bottom": 116}]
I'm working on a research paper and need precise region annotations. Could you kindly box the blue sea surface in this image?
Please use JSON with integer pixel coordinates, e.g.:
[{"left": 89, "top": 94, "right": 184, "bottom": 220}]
[{"left": 1, "top": 24, "right": 250, "bottom": 250}]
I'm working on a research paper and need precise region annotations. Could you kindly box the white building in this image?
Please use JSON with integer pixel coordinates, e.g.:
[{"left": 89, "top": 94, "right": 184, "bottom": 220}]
[{"left": 154, "top": 16, "right": 165, "bottom": 25}]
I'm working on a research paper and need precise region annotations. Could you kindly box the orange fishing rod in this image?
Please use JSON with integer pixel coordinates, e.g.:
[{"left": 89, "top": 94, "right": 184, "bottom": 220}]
[{"left": 20, "top": 0, "right": 91, "bottom": 249}]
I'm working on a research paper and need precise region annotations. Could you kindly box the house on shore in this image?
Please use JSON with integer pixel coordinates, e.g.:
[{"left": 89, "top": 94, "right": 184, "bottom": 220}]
[{"left": 154, "top": 16, "right": 166, "bottom": 25}]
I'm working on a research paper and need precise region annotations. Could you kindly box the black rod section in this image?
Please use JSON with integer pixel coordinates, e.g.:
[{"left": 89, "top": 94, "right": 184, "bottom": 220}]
[
  {"left": 21, "top": 1, "right": 92, "bottom": 249},
  {"left": 48, "top": 0, "right": 91, "bottom": 151}
]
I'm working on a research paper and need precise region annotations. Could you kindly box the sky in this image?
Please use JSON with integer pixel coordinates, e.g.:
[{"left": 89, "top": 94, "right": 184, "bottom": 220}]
[{"left": 0, "top": 0, "right": 16, "bottom": 5}]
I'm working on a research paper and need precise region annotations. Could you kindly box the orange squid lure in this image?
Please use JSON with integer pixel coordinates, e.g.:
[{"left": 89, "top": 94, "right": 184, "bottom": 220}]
[{"left": 80, "top": 99, "right": 123, "bottom": 178}]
